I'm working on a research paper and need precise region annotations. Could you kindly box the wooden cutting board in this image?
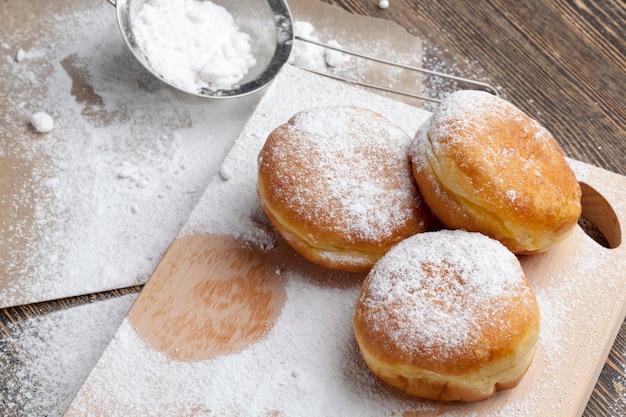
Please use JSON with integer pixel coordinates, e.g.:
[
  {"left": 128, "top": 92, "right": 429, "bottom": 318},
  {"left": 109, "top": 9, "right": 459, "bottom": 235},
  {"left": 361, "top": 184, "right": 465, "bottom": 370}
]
[{"left": 63, "top": 64, "right": 626, "bottom": 417}]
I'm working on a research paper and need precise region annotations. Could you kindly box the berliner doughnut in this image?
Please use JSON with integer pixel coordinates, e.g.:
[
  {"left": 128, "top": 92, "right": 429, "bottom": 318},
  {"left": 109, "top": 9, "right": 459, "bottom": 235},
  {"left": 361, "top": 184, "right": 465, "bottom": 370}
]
[
  {"left": 353, "top": 230, "right": 541, "bottom": 402},
  {"left": 410, "top": 90, "right": 581, "bottom": 254},
  {"left": 257, "top": 105, "right": 436, "bottom": 273}
]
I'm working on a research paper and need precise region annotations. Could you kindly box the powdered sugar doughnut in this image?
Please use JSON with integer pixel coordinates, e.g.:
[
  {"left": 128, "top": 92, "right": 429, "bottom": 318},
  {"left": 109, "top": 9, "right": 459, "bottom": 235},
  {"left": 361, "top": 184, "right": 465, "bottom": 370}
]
[
  {"left": 257, "top": 105, "right": 436, "bottom": 272},
  {"left": 410, "top": 90, "right": 581, "bottom": 254},
  {"left": 353, "top": 230, "right": 541, "bottom": 402}
]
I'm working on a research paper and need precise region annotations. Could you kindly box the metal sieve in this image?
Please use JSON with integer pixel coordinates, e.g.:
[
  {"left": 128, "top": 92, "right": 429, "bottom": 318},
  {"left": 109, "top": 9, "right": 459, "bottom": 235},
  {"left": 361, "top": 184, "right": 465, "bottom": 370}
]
[{"left": 108, "top": 0, "right": 294, "bottom": 98}]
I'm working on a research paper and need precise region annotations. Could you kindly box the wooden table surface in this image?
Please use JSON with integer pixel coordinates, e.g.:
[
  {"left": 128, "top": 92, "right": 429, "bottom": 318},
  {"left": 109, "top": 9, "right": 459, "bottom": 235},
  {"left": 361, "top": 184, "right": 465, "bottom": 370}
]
[{"left": 0, "top": 0, "right": 624, "bottom": 416}]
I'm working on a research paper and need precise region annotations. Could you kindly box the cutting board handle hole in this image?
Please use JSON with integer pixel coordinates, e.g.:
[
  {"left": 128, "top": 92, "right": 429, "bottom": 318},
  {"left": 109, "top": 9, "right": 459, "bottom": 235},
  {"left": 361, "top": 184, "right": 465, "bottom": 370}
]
[{"left": 578, "top": 182, "right": 621, "bottom": 249}]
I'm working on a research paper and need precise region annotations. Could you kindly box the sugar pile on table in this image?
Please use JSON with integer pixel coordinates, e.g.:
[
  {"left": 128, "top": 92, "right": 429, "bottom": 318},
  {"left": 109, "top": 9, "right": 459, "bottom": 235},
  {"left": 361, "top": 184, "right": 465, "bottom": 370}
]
[{"left": 133, "top": 0, "right": 256, "bottom": 92}]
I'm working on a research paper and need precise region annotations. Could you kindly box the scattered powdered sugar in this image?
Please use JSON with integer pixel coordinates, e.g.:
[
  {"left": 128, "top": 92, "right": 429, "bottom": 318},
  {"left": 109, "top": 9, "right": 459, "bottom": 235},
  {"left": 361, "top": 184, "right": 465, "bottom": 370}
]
[
  {"left": 65, "top": 65, "right": 626, "bottom": 417},
  {"left": 1, "top": 1, "right": 261, "bottom": 306},
  {"left": 359, "top": 230, "right": 532, "bottom": 359},
  {"left": 324, "top": 40, "right": 351, "bottom": 68},
  {"left": 290, "top": 21, "right": 324, "bottom": 70},
  {"left": 608, "top": 361, "right": 626, "bottom": 417},
  {"left": 132, "top": 0, "right": 256, "bottom": 92},
  {"left": 71, "top": 279, "right": 436, "bottom": 416},
  {"left": 5, "top": 3, "right": 625, "bottom": 416},
  {"left": 64, "top": 64, "right": 434, "bottom": 416},
  {"left": 1, "top": 293, "right": 137, "bottom": 416},
  {"left": 181, "top": 64, "right": 431, "bottom": 242}
]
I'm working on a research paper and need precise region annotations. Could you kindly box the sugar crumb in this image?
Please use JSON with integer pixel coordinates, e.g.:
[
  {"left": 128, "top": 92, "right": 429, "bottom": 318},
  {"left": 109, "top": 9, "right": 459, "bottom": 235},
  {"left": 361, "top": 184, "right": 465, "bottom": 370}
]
[{"left": 30, "top": 111, "right": 54, "bottom": 133}]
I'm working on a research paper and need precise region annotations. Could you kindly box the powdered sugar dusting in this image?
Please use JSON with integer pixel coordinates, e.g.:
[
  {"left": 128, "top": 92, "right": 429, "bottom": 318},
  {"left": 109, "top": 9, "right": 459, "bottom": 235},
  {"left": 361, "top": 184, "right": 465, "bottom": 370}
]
[
  {"left": 64, "top": 65, "right": 436, "bottom": 416},
  {"left": 413, "top": 90, "right": 557, "bottom": 179},
  {"left": 181, "top": 65, "right": 430, "bottom": 241},
  {"left": 262, "top": 105, "right": 420, "bottom": 243},
  {"left": 5, "top": 2, "right": 625, "bottom": 416},
  {"left": 29, "top": 111, "right": 54, "bottom": 133},
  {"left": 430, "top": 90, "right": 551, "bottom": 146},
  {"left": 1, "top": 294, "right": 137, "bottom": 416},
  {"left": 70, "top": 280, "right": 437, "bottom": 416},
  {"left": 409, "top": 89, "right": 581, "bottom": 253},
  {"left": 65, "top": 65, "right": 626, "bottom": 417},
  {"left": 0, "top": 2, "right": 260, "bottom": 306},
  {"left": 359, "top": 230, "right": 533, "bottom": 359}
]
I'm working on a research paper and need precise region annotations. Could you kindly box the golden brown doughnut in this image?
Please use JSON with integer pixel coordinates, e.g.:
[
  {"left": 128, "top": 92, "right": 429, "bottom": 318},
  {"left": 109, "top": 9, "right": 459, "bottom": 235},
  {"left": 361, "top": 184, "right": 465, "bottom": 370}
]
[
  {"left": 257, "top": 105, "right": 436, "bottom": 273},
  {"left": 353, "top": 230, "right": 541, "bottom": 402},
  {"left": 410, "top": 90, "right": 581, "bottom": 254}
]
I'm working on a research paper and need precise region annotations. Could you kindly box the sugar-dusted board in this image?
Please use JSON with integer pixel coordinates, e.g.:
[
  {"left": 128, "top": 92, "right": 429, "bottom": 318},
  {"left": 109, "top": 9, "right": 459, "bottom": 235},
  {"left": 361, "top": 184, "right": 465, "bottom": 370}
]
[
  {"left": 65, "top": 65, "right": 625, "bottom": 417},
  {"left": 0, "top": 0, "right": 264, "bottom": 308}
]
